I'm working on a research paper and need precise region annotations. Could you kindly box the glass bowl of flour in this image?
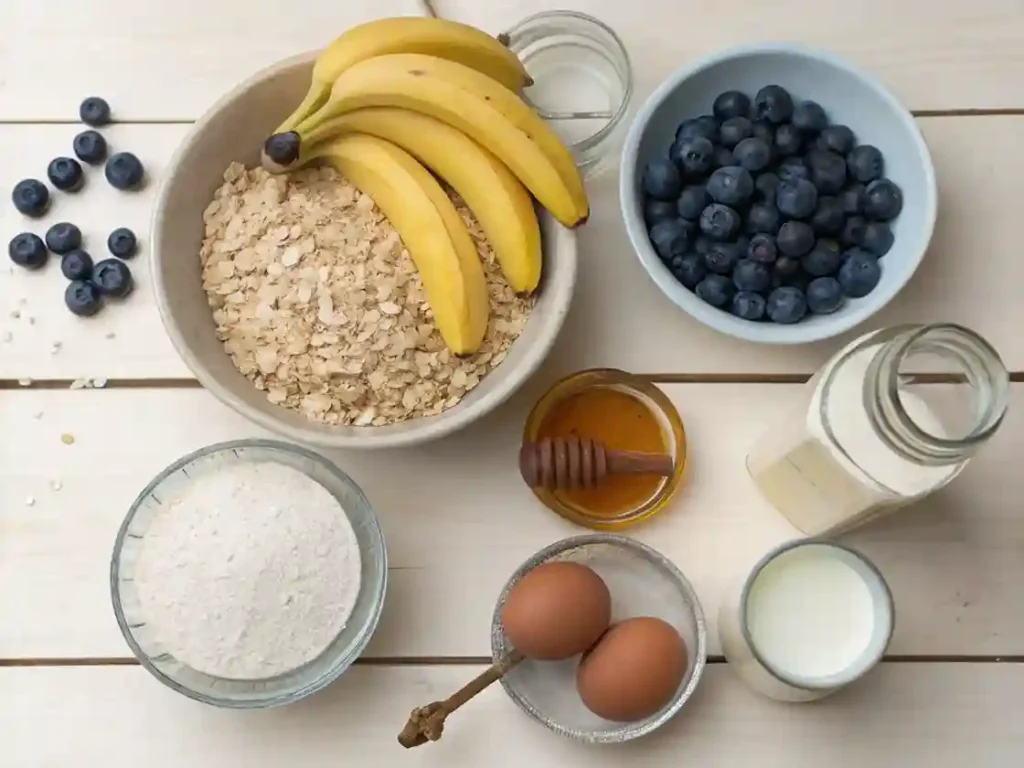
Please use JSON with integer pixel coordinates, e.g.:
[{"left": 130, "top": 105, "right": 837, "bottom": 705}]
[{"left": 110, "top": 439, "right": 387, "bottom": 707}]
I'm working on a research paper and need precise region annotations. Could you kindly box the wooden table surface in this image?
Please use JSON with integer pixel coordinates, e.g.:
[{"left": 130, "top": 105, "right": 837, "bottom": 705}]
[{"left": 3, "top": 1, "right": 1022, "bottom": 764}]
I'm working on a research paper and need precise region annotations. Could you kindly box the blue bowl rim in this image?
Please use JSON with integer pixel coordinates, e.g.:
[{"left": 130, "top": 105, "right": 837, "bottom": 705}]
[{"left": 620, "top": 41, "right": 938, "bottom": 346}]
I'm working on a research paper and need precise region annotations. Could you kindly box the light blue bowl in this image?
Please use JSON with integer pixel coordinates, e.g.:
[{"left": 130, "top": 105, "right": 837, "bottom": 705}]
[{"left": 620, "top": 43, "right": 937, "bottom": 345}]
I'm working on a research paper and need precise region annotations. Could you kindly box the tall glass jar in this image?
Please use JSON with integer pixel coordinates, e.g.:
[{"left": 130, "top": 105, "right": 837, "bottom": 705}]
[{"left": 746, "top": 324, "right": 1009, "bottom": 536}]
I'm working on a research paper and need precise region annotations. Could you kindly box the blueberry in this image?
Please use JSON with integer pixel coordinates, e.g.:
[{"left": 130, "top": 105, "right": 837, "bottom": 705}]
[
  {"left": 61, "top": 249, "right": 93, "bottom": 281},
  {"left": 773, "top": 255, "right": 801, "bottom": 279},
  {"left": 706, "top": 166, "right": 754, "bottom": 206},
  {"left": 837, "top": 249, "right": 882, "bottom": 298},
  {"left": 861, "top": 221, "right": 894, "bottom": 256},
  {"left": 817, "top": 125, "right": 855, "bottom": 155},
  {"left": 705, "top": 241, "right": 744, "bottom": 274},
  {"left": 676, "top": 115, "right": 719, "bottom": 144},
  {"left": 840, "top": 216, "right": 868, "bottom": 249},
  {"left": 733, "top": 258, "right": 771, "bottom": 293},
  {"left": 65, "top": 280, "right": 103, "bottom": 317},
  {"left": 713, "top": 91, "right": 751, "bottom": 121},
  {"left": 754, "top": 172, "right": 781, "bottom": 204},
  {"left": 650, "top": 218, "right": 691, "bottom": 261},
  {"left": 670, "top": 253, "right": 707, "bottom": 289},
  {"left": 811, "top": 196, "right": 845, "bottom": 236},
  {"left": 73, "top": 130, "right": 108, "bottom": 165},
  {"left": 801, "top": 238, "right": 843, "bottom": 276},
  {"left": 693, "top": 235, "right": 714, "bottom": 256},
  {"left": 733, "top": 137, "right": 772, "bottom": 173},
  {"left": 791, "top": 100, "right": 828, "bottom": 133},
  {"left": 79, "top": 97, "right": 111, "bottom": 127},
  {"left": 777, "top": 157, "right": 809, "bottom": 184},
  {"left": 863, "top": 179, "right": 903, "bottom": 221},
  {"left": 105, "top": 152, "right": 144, "bottom": 190},
  {"left": 806, "top": 277, "right": 844, "bottom": 314},
  {"left": 677, "top": 185, "right": 710, "bottom": 220},
  {"left": 8, "top": 233, "right": 48, "bottom": 270},
  {"left": 806, "top": 150, "right": 847, "bottom": 194},
  {"left": 107, "top": 227, "right": 138, "bottom": 260},
  {"left": 91, "top": 258, "right": 133, "bottom": 298},
  {"left": 720, "top": 116, "right": 753, "bottom": 148},
  {"left": 12, "top": 179, "right": 50, "bottom": 218},
  {"left": 47, "top": 157, "right": 84, "bottom": 192},
  {"left": 699, "top": 203, "right": 742, "bottom": 241},
  {"left": 847, "top": 145, "right": 884, "bottom": 183},
  {"left": 751, "top": 121, "right": 775, "bottom": 145},
  {"left": 45, "top": 222, "right": 82, "bottom": 255},
  {"left": 777, "top": 221, "right": 816, "bottom": 257},
  {"left": 731, "top": 291, "right": 767, "bottom": 321},
  {"left": 642, "top": 158, "right": 682, "bottom": 200},
  {"left": 264, "top": 132, "right": 301, "bottom": 165},
  {"left": 695, "top": 274, "right": 735, "bottom": 307},
  {"left": 713, "top": 146, "right": 737, "bottom": 169},
  {"left": 840, "top": 184, "right": 865, "bottom": 215},
  {"left": 748, "top": 234, "right": 777, "bottom": 264},
  {"left": 774, "top": 123, "right": 803, "bottom": 156},
  {"left": 645, "top": 198, "right": 677, "bottom": 226},
  {"left": 754, "top": 85, "right": 794, "bottom": 124},
  {"left": 776, "top": 178, "right": 818, "bottom": 219},
  {"left": 747, "top": 203, "right": 780, "bottom": 234},
  {"left": 671, "top": 137, "right": 715, "bottom": 177},
  {"left": 766, "top": 286, "right": 807, "bottom": 324}
]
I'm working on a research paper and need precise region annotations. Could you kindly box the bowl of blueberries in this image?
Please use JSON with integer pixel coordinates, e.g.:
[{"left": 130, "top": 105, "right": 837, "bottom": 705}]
[{"left": 620, "top": 43, "right": 936, "bottom": 343}]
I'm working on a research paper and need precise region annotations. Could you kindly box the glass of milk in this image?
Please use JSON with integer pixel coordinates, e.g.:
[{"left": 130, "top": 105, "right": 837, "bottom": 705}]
[
  {"left": 747, "top": 323, "right": 1009, "bottom": 536},
  {"left": 719, "top": 541, "right": 894, "bottom": 702}
]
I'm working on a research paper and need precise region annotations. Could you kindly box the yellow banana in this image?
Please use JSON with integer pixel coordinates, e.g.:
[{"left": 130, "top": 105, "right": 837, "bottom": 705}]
[
  {"left": 304, "top": 109, "right": 542, "bottom": 294},
  {"left": 294, "top": 54, "right": 589, "bottom": 228},
  {"left": 307, "top": 134, "right": 489, "bottom": 356},
  {"left": 273, "top": 17, "right": 531, "bottom": 136}
]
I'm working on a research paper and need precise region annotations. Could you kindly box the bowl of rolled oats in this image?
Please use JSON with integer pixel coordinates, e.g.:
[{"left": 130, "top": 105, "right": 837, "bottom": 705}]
[{"left": 151, "top": 53, "right": 578, "bottom": 448}]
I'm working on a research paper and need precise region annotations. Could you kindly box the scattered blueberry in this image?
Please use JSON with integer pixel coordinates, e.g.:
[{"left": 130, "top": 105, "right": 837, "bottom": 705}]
[
  {"left": 642, "top": 158, "right": 682, "bottom": 200},
  {"left": 806, "top": 276, "right": 844, "bottom": 314},
  {"left": 8, "top": 233, "right": 48, "bottom": 270},
  {"left": 47, "top": 157, "right": 84, "bottom": 192},
  {"left": 774, "top": 123, "right": 803, "bottom": 156},
  {"left": 861, "top": 220, "right": 894, "bottom": 256},
  {"left": 806, "top": 150, "right": 847, "bottom": 194},
  {"left": 847, "top": 145, "right": 883, "bottom": 183},
  {"left": 754, "top": 85, "right": 794, "bottom": 124},
  {"left": 837, "top": 249, "right": 882, "bottom": 297},
  {"left": 713, "top": 90, "right": 751, "bottom": 121},
  {"left": 863, "top": 179, "right": 903, "bottom": 221},
  {"left": 713, "top": 146, "right": 737, "bottom": 169},
  {"left": 773, "top": 255, "right": 801, "bottom": 279},
  {"left": 671, "top": 137, "right": 715, "bottom": 177},
  {"left": 705, "top": 241, "right": 744, "bottom": 274},
  {"left": 61, "top": 249, "right": 93, "bottom": 281},
  {"left": 733, "top": 258, "right": 771, "bottom": 292},
  {"left": 776, "top": 178, "right": 818, "bottom": 219},
  {"left": 79, "top": 97, "right": 112, "bottom": 127},
  {"left": 676, "top": 115, "right": 719, "bottom": 144},
  {"left": 107, "top": 227, "right": 138, "bottom": 259},
  {"left": 677, "top": 185, "right": 710, "bottom": 220},
  {"left": 733, "top": 137, "right": 772, "bottom": 172},
  {"left": 840, "top": 184, "right": 865, "bottom": 215},
  {"left": 801, "top": 239, "right": 842, "bottom": 276},
  {"left": 45, "top": 222, "right": 82, "bottom": 254},
  {"left": 720, "top": 116, "right": 753, "bottom": 148},
  {"left": 65, "top": 280, "right": 103, "bottom": 317},
  {"left": 731, "top": 291, "right": 766, "bottom": 320},
  {"left": 670, "top": 253, "right": 707, "bottom": 289},
  {"left": 91, "top": 258, "right": 133, "bottom": 298},
  {"left": 840, "top": 216, "right": 867, "bottom": 249},
  {"left": 699, "top": 203, "right": 742, "bottom": 241},
  {"left": 777, "top": 221, "right": 816, "bottom": 257},
  {"left": 747, "top": 203, "right": 780, "bottom": 234},
  {"left": 650, "top": 218, "right": 691, "bottom": 261},
  {"left": 105, "top": 152, "right": 144, "bottom": 190},
  {"left": 748, "top": 234, "right": 777, "bottom": 264},
  {"left": 73, "top": 130, "right": 108, "bottom": 165},
  {"left": 766, "top": 286, "right": 808, "bottom": 324},
  {"left": 645, "top": 198, "right": 677, "bottom": 226},
  {"left": 811, "top": 196, "right": 845, "bottom": 236},
  {"left": 706, "top": 166, "right": 754, "bottom": 206},
  {"left": 817, "top": 125, "right": 855, "bottom": 155},
  {"left": 695, "top": 274, "right": 735, "bottom": 307},
  {"left": 264, "top": 132, "right": 301, "bottom": 165},
  {"left": 12, "top": 179, "right": 50, "bottom": 218},
  {"left": 754, "top": 172, "right": 781, "bottom": 204},
  {"left": 792, "top": 100, "right": 828, "bottom": 133},
  {"left": 776, "top": 157, "right": 809, "bottom": 183}
]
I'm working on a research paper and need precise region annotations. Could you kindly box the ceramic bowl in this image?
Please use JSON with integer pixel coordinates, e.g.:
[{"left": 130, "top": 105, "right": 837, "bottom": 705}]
[
  {"left": 620, "top": 43, "right": 937, "bottom": 345},
  {"left": 152, "top": 53, "right": 577, "bottom": 449}
]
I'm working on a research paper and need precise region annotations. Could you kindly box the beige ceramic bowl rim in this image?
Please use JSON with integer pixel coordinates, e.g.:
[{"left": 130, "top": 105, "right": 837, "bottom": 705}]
[{"left": 151, "top": 52, "right": 578, "bottom": 449}]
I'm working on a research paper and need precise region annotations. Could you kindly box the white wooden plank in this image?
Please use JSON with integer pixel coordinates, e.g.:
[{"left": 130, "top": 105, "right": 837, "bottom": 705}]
[
  {"left": 2, "top": 382, "right": 1021, "bottom": 660},
  {"left": 3, "top": 664, "right": 1021, "bottom": 766},
  {"left": 3, "top": 0, "right": 1023, "bottom": 120},
  {"left": 3, "top": 117, "right": 1024, "bottom": 380}
]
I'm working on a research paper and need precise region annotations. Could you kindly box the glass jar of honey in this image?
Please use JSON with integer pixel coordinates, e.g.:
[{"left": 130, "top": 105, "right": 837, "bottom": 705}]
[{"left": 522, "top": 369, "right": 687, "bottom": 530}]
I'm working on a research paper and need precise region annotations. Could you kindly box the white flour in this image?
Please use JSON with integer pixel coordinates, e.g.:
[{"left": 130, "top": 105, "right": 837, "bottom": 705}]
[{"left": 133, "top": 461, "right": 362, "bottom": 680}]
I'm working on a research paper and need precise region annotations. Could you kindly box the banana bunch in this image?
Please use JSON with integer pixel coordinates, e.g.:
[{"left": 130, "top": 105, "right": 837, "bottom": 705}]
[{"left": 261, "top": 17, "right": 589, "bottom": 356}]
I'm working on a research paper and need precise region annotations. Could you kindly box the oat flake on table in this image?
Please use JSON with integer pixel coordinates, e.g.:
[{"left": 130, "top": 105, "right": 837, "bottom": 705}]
[{"left": 200, "top": 163, "right": 535, "bottom": 427}]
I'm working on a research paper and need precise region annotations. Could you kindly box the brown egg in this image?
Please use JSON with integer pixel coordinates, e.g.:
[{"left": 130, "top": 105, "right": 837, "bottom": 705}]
[
  {"left": 501, "top": 561, "right": 611, "bottom": 660},
  {"left": 576, "top": 617, "right": 688, "bottom": 722}
]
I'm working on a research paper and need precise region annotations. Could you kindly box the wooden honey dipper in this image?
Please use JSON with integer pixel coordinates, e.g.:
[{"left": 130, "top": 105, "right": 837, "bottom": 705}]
[{"left": 519, "top": 436, "right": 674, "bottom": 490}]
